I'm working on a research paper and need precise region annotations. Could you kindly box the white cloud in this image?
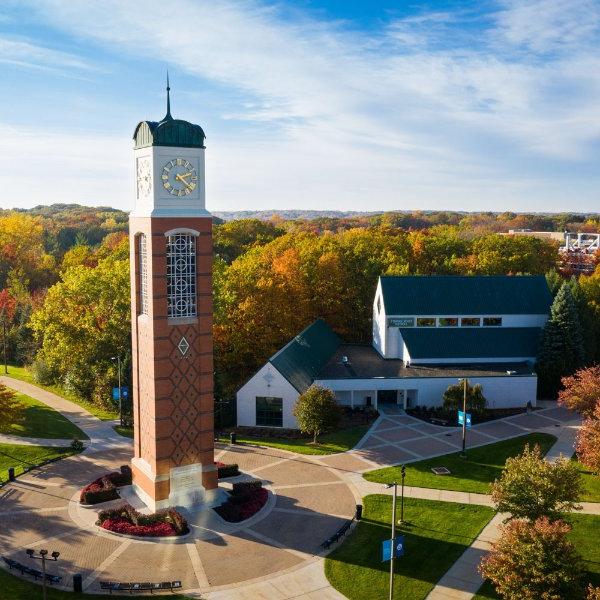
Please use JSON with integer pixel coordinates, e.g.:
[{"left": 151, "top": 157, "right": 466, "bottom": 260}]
[
  {"left": 0, "top": 37, "right": 93, "bottom": 72},
  {"left": 4, "top": 0, "right": 600, "bottom": 212}
]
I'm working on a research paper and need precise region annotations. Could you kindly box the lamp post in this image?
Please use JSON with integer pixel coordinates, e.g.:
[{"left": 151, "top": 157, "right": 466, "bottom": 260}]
[
  {"left": 399, "top": 465, "right": 406, "bottom": 524},
  {"left": 111, "top": 356, "right": 122, "bottom": 426},
  {"left": 26, "top": 548, "right": 59, "bottom": 600},
  {"left": 384, "top": 482, "right": 398, "bottom": 600},
  {"left": 460, "top": 377, "right": 467, "bottom": 458}
]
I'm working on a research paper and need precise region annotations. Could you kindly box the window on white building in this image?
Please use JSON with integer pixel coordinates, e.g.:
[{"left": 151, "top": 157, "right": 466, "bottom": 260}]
[
  {"left": 139, "top": 234, "right": 148, "bottom": 315},
  {"left": 439, "top": 317, "right": 458, "bottom": 327},
  {"left": 461, "top": 317, "right": 480, "bottom": 326},
  {"left": 483, "top": 317, "right": 502, "bottom": 326},
  {"left": 166, "top": 234, "right": 197, "bottom": 318},
  {"left": 416, "top": 317, "right": 436, "bottom": 327},
  {"left": 256, "top": 396, "right": 283, "bottom": 427}
]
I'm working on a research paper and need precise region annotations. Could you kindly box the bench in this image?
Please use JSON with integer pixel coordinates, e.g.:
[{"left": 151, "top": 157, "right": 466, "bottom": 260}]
[
  {"left": 99, "top": 580, "right": 182, "bottom": 594},
  {"left": 320, "top": 518, "right": 354, "bottom": 550},
  {"left": 2, "top": 556, "right": 62, "bottom": 584},
  {"left": 430, "top": 418, "right": 448, "bottom": 426}
]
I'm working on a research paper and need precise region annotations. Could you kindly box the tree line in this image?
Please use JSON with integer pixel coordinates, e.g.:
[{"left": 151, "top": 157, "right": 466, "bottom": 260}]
[{"left": 0, "top": 207, "right": 598, "bottom": 408}]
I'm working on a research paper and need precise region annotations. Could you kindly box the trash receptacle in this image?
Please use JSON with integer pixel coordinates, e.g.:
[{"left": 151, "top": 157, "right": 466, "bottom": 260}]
[
  {"left": 230, "top": 432, "right": 237, "bottom": 445},
  {"left": 73, "top": 573, "right": 83, "bottom": 593},
  {"left": 355, "top": 504, "right": 363, "bottom": 520},
  {"left": 8, "top": 467, "right": 15, "bottom": 482}
]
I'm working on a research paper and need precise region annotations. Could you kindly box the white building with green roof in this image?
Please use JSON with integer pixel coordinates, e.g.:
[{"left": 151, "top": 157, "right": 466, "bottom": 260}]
[{"left": 236, "top": 275, "right": 551, "bottom": 429}]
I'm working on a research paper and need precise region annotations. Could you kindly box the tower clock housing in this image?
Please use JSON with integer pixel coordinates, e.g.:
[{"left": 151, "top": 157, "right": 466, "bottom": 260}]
[{"left": 129, "top": 86, "right": 218, "bottom": 510}]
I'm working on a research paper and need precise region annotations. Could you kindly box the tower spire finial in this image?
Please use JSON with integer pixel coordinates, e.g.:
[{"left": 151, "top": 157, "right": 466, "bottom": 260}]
[{"left": 165, "top": 71, "right": 172, "bottom": 120}]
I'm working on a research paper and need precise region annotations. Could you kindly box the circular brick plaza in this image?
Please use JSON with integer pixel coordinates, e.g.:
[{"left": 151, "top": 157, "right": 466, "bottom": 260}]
[{"left": 0, "top": 441, "right": 358, "bottom": 596}]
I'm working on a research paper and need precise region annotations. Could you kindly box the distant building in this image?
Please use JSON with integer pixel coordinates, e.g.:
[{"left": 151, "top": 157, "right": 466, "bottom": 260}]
[{"left": 236, "top": 275, "right": 552, "bottom": 429}]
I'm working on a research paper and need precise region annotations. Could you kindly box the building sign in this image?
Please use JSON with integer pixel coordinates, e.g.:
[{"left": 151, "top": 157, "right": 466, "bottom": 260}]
[{"left": 388, "top": 317, "right": 415, "bottom": 328}]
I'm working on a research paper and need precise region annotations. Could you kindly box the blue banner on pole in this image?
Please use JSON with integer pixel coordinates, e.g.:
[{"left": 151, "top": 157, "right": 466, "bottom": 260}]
[
  {"left": 112, "top": 387, "right": 120, "bottom": 401},
  {"left": 458, "top": 410, "right": 472, "bottom": 429},
  {"left": 382, "top": 536, "right": 405, "bottom": 562},
  {"left": 121, "top": 387, "right": 129, "bottom": 399}
]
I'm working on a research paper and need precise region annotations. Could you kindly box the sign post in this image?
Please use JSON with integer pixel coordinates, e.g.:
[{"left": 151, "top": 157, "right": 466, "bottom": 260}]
[{"left": 458, "top": 378, "right": 472, "bottom": 458}]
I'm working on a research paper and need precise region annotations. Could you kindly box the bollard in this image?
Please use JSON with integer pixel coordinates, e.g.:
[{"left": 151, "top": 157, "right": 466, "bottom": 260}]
[
  {"left": 73, "top": 573, "right": 83, "bottom": 593},
  {"left": 230, "top": 432, "right": 237, "bottom": 445},
  {"left": 355, "top": 504, "right": 363, "bottom": 520},
  {"left": 8, "top": 467, "right": 15, "bottom": 482}
]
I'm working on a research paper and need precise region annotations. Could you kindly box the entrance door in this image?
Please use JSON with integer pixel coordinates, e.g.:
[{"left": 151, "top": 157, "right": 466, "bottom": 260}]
[{"left": 377, "top": 390, "right": 398, "bottom": 405}]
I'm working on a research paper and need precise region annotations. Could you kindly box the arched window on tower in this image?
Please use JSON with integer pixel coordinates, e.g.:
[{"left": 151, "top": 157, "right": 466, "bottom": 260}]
[
  {"left": 166, "top": 233, "right": 197, "bottom": 318},
  {"left": 139, "top": 234, "right": 148, "bottom": 315}
]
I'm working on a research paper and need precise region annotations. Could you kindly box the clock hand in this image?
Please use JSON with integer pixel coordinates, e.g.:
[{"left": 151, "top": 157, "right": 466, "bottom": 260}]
[{"left": 175, "top": 173, "right": 194, "bottom": 189}]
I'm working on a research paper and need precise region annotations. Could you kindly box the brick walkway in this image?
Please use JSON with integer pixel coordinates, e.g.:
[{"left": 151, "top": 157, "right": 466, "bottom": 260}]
[{"left": 0, "top": 375, "right": 592, "bottom": 600}]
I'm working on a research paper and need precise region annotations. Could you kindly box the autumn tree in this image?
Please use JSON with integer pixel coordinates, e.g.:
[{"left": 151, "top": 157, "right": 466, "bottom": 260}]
[
  {"left": 214, "top": 219, "right": 285, "bottom": 263},
  {"left": 479, "top": 517, "right": 584, "bottom": 600},
  {"left": 0, "top": 289, "right": 16, "bottom": 374},
  {"left": 491, "top": 444, "right": 581, "bottom": 521},
  {"left": 0, "top": 384, "right": 24, "bottom": 429},
  {"left": 559, "top": 366, "right": 600, "bottom": 418},
  {"left": 293, "top": 385, "right": 341, "bottom": 443},
  {"left": 576, "top": 402, "right": 600, "bottom": 475},
  {"left": 30, "top": 249, "right": 130, "bottom": 404},
  {"left": 537, "top": 283, "right": 585, "bottom": 398},
  {"left": 442, "top": 380, "right": 487, "bottom": 414}
]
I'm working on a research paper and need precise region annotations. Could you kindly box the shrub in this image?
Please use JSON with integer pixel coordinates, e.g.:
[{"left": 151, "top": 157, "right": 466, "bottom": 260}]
[
  {"left": 97, "top": 503, "right": 188, "bottom": 537},
  {"left": 216, "top": 462, "right": 240, "bottom": 478},
  {"left": 232, "top": 480, "right": 263, "bottom": 496},
  {"left": 30, "top": 358, "right": 55, "bottom": 386},
  {"left": 79, "top": 466, "right": 132, "bottom": 504},
  {"left": 479, "top": 517, "right": 584, "bottom": 600},
  {"left": 70, "top": 439, "right": 84, "bottom": 452},
  {"left": 215, "top": 487, "right": 268, "bottom": 523},
  {"left": 491, "top": 444, "right": 581, "bottom": 521}
]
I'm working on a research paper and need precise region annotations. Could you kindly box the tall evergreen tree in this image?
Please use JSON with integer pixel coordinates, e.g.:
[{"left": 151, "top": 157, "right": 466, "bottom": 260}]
[
  {"left": 567, "top": 276, "right": 597, "bottom": 364},
  {"left": 545, "top": 269, "right": 563, "bottom": 297},
  {"left": 537, "top": 283, "right": 585, "bottom": 398}
]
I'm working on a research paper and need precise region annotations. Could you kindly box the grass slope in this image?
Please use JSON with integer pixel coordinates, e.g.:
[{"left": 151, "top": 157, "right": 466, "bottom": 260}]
[
  {"left": 364, "top": 433, "right": 557, "bottom": 494},
  {"left": 0, "top": 567, "right": 191, "bottom": 600},
  {"left": 0, "top": 443, "right": 76, "bottom": 482},
  {"left": 2, "top": 365, "right": 118, "bottom": 421},
  {"left": 218, "top": 424, "right": 371, "bottom": 455},
  {"left": 0, "top": 389, "right": 87, "bottom": 440},
  {"left": 325, "top": 495, "right": 494, "bottom": 600}
]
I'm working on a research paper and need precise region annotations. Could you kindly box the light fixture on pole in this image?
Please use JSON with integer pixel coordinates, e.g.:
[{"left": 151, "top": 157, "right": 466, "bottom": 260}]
[
  {"left": 111, "top": 356, "right": 123, "bottom": 426},
  {"left": 384, "top": 482, "right": 398, "bottom": 600},
  {"left": 26, "top": 548, "right": 59, "bottom": 600}
]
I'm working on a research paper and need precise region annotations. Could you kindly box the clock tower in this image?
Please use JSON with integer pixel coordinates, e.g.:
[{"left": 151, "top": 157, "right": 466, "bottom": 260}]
[{"left": 129, "top": 80, "right": 218, "bottom": 510}]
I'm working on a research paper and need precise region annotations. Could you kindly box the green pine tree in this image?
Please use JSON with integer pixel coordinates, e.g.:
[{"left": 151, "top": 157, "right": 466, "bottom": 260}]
[
  {"left": 567, "top": 276, "right": 596, "bottom": 364},
  {"left": 545, "top": 269, "right": 563, "bottom": 297},
  {"left": 537, "top": 282, "right": 585, "bottom": 398}
]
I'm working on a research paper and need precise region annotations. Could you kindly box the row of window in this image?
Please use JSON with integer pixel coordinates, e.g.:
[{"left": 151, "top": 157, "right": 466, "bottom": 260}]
[
  {"left": 138, "top": 233, "right": 198, "bottom": 319},
  {"left": 388, "top": 316, "right": 503, "bottom": 328}
]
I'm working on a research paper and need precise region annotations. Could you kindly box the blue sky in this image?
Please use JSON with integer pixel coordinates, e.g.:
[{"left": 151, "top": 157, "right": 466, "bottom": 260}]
[{"left": 1, "top": 0, "right": 599, "bottom": 213}]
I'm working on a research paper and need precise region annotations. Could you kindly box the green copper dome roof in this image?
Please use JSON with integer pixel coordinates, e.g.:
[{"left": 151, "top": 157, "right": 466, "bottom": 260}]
[{"left": 133, "top": 76, "right": 206, "bottom": 149}]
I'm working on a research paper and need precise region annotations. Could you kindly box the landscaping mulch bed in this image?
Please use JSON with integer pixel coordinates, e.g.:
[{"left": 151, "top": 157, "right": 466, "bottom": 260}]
[
  {"left": 407, "top": 406, "right": 537, "bottom": 427},
  {"left": 214, "top": 480, "right": 268, "bottom": 522},
  {"left": 97, "top": 503, "right": 189, "bottom": 537}
]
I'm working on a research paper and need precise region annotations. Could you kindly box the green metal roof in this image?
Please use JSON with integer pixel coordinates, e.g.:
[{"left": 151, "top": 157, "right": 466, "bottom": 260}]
[
  {"left": 270, "top": 319, "right": 341, "bottom": 393},
  {"left": 380, "top": 275, "right": 552, "bottom": 316},
  {"left": 399, "top": 327, "right": 542, "bottom": 360}
]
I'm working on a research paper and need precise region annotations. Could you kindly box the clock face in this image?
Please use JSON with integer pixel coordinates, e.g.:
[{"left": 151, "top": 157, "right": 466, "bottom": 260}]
[
  {"left": 161, "top": 158, "right": 198, "bottom": 197},
  {"left": 136, "top": 157, "right": 152, "bottom": 198}
]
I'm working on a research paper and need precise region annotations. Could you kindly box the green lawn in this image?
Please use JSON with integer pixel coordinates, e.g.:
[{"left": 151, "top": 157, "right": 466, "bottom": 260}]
[
  {"left": 0, "top": 443, "right": 77, "bottom": 482},
  {"left": 325, "top": 494, "right": 494, "bottom": 600},
  {"left": 574, "top": 460, "right": 600, "bottom": 503},
  {"left": 113, "top": 425, "right": 134, "bottom": 438},
  {"left": 474, "top": 512, "right": 600, "bottom": 599},
  {"left": 218, "top": 424, "right": 371, "bottom": 455},
  {"left": 364, "top": 433, "right": 557, "bottom": 494},
  {"left": 0, "top": 388, "right": 87, "bottom": 440},
  {"left": 2, "top": 364, "right": 118, "bottom": 421},
  {"left": 0, "top": 567, "right": 191, "bottom": 599}
]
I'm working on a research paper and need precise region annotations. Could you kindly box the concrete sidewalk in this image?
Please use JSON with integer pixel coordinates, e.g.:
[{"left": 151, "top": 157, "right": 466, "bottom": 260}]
[
  {"left": 0, "top": 432, "right": 74, "bottom": 447},
  {"left": 0, "top": 375, "right": 131, "bottom": 454}
]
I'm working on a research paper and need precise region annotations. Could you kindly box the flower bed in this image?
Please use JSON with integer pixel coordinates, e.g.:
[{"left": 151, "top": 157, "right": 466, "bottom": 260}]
[
  {"left": 97, "top": 503, "right": 188, "bottom": 537},
  {"left": 214, "top": 480, "right": 268, "bottom": 522},
  {"left": 215, "top": 461, "right": 240, "bottom": 478},
  {"left": 80, "top": 465, "right": 132, "bottom": 504}
]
